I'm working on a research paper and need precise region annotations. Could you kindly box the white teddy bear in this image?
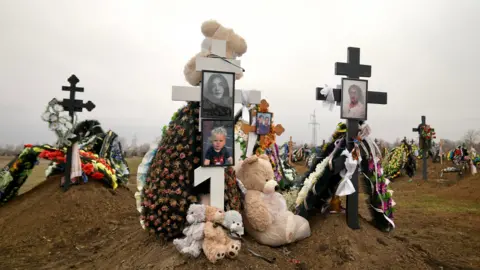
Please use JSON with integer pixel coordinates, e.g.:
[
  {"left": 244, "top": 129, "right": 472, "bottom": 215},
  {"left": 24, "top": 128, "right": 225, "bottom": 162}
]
[{"left": 173, "top": 204, "right": 206, "bottom": 257}]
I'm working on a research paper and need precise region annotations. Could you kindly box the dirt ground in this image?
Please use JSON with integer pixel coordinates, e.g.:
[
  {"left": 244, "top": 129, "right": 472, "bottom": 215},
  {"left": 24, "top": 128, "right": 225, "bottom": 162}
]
[{"left": 0, "top": 156, "right": 479, "bottom": 270}]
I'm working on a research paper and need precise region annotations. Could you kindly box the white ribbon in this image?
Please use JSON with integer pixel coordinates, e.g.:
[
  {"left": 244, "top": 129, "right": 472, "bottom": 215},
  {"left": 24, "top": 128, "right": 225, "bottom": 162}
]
[
  {"left": 240, "top": 90, "right": 258, "bottom": 158},
  {"left": 320, "top": 85, "right": 335, "bottom": 111},
  {"left": 335, "top": 150, "right": 357, "bottom": 196}
]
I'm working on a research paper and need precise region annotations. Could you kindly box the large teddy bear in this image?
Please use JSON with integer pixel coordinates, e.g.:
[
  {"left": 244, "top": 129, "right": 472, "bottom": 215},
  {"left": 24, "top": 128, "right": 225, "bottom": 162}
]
[
  {"left": 202, "top": 206, "right": 242, "bottom": 263},
  {"left": 184, "top": 20, "right": 247, "bottom": 86},
  {"left": 236, "top": 155, "right": 311, "bottom": 247}
]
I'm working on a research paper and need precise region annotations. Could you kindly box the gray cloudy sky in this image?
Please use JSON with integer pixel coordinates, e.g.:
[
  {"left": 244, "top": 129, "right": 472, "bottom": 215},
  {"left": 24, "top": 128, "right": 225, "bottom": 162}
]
[{"left": 1, "top": 0, "right": 479, "bottom": 147}]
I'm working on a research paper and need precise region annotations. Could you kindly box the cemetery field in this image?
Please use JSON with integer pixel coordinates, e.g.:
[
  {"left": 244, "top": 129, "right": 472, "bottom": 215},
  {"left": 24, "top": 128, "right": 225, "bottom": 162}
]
[{"left": 0, "top": 158, "right": 479, "bottom": 269}]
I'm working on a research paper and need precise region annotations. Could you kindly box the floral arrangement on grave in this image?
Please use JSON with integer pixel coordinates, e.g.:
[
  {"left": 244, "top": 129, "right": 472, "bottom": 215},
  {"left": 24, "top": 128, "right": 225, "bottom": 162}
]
[
  {"left": 418, "top": 125, "right": 436, "bottom": 149},
  {"left": 139, "top": 19, "right": 246, "bottom": 240},
  {"left": 0, "top": 99, "right": 130, "bottom": 205},
  {"left": 295, "top": 122, "right": 395, "bottom": 232},
  {"left": 383, "top": 139, "right": 417, "bottom": 180}
]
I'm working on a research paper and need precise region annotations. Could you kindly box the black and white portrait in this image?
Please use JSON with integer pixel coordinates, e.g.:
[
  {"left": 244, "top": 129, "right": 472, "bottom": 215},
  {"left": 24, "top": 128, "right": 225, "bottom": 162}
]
[
  {"left": 341, "top": 78, "right": 368, "bottom": 121},
  {"left": 201, "top": 70, "right": 235, "bottom": 119}
]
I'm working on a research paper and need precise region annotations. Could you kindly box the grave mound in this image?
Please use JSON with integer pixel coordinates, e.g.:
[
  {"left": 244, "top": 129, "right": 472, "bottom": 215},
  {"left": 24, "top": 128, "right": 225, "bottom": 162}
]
[{"left": 0, "top": 173, "right": 433, "bottom": 269}]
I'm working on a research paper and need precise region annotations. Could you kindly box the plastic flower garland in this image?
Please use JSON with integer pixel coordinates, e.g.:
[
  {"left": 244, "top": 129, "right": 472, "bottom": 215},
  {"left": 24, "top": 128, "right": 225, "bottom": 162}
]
[{"left": 40, "top": 98, "right": 75, "bottom": 147}]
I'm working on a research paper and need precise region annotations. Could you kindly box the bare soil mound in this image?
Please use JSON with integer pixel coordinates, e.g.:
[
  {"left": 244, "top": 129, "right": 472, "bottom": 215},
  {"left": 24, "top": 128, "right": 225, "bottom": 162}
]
[{"left": 0, "top": 160, "right": 479, "bottom": 269}]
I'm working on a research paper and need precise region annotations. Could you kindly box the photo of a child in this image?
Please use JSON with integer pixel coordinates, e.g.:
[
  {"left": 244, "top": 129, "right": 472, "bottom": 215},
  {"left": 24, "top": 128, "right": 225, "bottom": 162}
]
[
  {"left": 256, "top": 112, "right": 272, "bottom": 135},
  {"left": 202, "top": 120, "right": 234, "bottom": 167}
]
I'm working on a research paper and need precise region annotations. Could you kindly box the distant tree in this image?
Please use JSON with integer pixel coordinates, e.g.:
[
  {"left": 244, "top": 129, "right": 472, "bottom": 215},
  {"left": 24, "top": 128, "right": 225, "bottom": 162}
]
[
  {"left": 463, "top": 129, "right": 480, "bottom": 148},
  {"left": 137, "top": 143, "right": 150, "bottom": 157}
]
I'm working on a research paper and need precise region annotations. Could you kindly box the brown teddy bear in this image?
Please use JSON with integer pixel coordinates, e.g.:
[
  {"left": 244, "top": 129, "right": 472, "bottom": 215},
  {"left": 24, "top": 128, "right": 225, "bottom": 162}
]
[
  {"left": 236, "top": 155, "right": 311, "bottom": 247},
  {"left": 183, "top": 20, "right": 247, "bottom": 86},
  {"left": 202, "top": 205, "right": 241, "bottom": 263}
]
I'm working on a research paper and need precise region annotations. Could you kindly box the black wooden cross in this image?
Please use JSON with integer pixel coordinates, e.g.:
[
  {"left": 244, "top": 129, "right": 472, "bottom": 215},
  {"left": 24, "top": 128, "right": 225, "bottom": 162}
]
[
  {"left": 59, "top": 75, "right": 96, "bottom": 191},
  {"left": 316, "top": 47, "right": 388, "bottom": 230},
  {"left": 412, "top": 115, "right": 427, "bottom": 180}
]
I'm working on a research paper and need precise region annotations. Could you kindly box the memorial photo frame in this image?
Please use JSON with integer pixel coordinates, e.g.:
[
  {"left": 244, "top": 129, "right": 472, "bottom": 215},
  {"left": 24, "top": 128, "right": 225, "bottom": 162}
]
[
  {"left": 201, "top": 70, "right": 235, "bottom": 120},
  {"left": 340, "top": 78, "right": 368, "bottom": 121},
  {"left": 255, "top": 112, "right": 273, "bottom": 135},
  {"left": 201, "top": 120, "right": 235, "bottom": 167}
]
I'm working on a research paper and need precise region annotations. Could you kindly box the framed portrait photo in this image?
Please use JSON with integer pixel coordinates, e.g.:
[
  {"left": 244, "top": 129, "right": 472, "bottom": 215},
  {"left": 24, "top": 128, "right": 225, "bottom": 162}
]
[
  {"left": 340, "top": 78, "right": 368, "bottom": 121},
  {"left": 201, "top": 70, "right": 235, "bottom": 120},
  {"left": 201, "top": 120, "right": 235, "bottom": 167},
  {"left": 255, "top": 112, "right": 272, "bottom": 135}
]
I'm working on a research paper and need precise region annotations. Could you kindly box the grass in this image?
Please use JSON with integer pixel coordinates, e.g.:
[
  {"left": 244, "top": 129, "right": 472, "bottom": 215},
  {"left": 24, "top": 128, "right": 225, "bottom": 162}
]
[{"left": 401, "top": 194, "right": 480, "bottom": 214}]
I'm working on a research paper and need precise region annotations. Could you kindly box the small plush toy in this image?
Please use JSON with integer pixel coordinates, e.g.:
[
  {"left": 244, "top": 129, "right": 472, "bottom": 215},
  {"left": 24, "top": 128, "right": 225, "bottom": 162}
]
[
  {"left": 223, "top": 210, "right": 244, "bottom": 236},
  {"left": 183, "top": 20, "right": 247, "bottom": 86},
  {"left": 173, "top": 204, "right": 206, "bottom": 258},
  {"left": 202, "top": 206, "right": 242, "bottom": 263},
  {"left": 236, "top": 155, "right": 311, "bottom": 247}
]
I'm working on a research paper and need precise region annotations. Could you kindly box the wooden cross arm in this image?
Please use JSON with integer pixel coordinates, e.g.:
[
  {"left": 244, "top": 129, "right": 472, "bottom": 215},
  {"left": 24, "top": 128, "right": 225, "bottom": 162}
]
[
  {"left": 241, "top": 123, "right": 256, "bottom": 134},
  {"left": 274, "top": 124, "right": 285, "bottom": 136},
  {"left": 316, "top": 87, "right": 388, "bottom": 105}
]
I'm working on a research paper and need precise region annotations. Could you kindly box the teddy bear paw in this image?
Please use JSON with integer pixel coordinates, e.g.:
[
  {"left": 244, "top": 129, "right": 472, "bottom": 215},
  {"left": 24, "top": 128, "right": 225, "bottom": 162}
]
[
  {"left": 213, "top": 250, "right": 225, "bottom": 263},
  {"left": 226, "top": 242, "right": 241, "bottom": 258}
]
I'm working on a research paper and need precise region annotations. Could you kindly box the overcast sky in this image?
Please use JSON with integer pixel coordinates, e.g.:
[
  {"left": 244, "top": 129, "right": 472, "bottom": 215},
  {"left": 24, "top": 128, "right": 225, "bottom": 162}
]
[{"left": 1, "top": 0, "right": 479, "bottom": 147}]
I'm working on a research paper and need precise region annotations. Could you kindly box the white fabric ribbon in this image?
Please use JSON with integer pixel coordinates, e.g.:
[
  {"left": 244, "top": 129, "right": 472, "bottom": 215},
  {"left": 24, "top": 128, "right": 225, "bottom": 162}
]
[
  {"left": 320, "top": 85, "right": 335, "bottom": 111},
  {"left": 70, "top": 142, "right": 83, "bottom": 180},
  {"left": 240, "top": 90, "right": 258, "bottom": 158},
  {"left": 336, "top": 150, "right": 358, "bottom": 196}
]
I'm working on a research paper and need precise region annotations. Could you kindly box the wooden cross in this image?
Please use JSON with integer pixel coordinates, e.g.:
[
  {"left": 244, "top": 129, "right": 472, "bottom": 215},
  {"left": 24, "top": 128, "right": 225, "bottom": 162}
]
[
  {"left": 240, "top": 99, "right": 285, "bottom": 136},
  {"left": 59, "top": 75, "right": 95, "bottom": 191},
  {"left": 240, "top": 99, "right": 285, "bottom": 155},
  {"left": 412, "top": 115, "right": 428, "bottom": 180},
  {"left": 288, "top": 136, "right": 294, "bottom": 164},
  {"left": 316, "top": 47, "right": 388, "bottom": 230},
  {"left": 171, "top": 39, "right": 261, "bottom": 211}
]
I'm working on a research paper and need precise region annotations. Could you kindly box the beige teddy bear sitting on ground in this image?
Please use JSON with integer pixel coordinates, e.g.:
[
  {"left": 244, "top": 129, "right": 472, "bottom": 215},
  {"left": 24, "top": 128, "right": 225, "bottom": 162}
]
[
  {"left": 202, "top": 206, "right": 242, "bottom": 263},
  {"left": 183, "top": 20, "right": 247, "bottom": 86},
  {"left": 236, "top": 155, "right": 311, "bottom": 247}
]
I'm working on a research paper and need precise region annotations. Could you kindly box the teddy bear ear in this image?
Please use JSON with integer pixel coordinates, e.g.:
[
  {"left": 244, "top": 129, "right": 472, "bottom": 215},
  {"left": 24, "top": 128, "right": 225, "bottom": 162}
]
[
  {"left": 258, "top": 154, "right": 269, "bottom": 161},
  {"left": 201, "top": 20, "right": 221, "bottom": 38},
  {"left": 243, "top": 155, "right": 258, "bottom": 164}
]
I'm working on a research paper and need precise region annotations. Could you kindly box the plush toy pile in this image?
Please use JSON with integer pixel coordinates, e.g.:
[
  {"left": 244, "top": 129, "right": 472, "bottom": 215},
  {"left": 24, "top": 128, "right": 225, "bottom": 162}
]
[{"left": 172, "top": 204, "right": 244, "bottom": 263}]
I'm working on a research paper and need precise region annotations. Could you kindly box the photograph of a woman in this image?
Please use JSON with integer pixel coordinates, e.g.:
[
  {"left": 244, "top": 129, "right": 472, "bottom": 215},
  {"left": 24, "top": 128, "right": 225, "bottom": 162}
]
[
  {"left": 341, "top": 78, "right": 368, "bottom": 120},
  {"left": 201, "top": 71, "right": 235, "bottom": 119}
]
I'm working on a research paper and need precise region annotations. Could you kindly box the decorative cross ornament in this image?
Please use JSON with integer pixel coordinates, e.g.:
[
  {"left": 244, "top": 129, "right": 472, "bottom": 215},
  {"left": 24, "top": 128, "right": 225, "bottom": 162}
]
[
  {"left": 412, "top": 115, "right": 428, "bottom": 180},
  {"left": 171, "top": 39, "right": 261, "bottom": 210},
  {"left": 59, "top": 74, "right": 96, "bottom": 191},
  {"left": 316, "top": 47, "right": 388, "bottom": 230},
  {"left": 240, "top": 99, "right": 285, "bottom": 136}
]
